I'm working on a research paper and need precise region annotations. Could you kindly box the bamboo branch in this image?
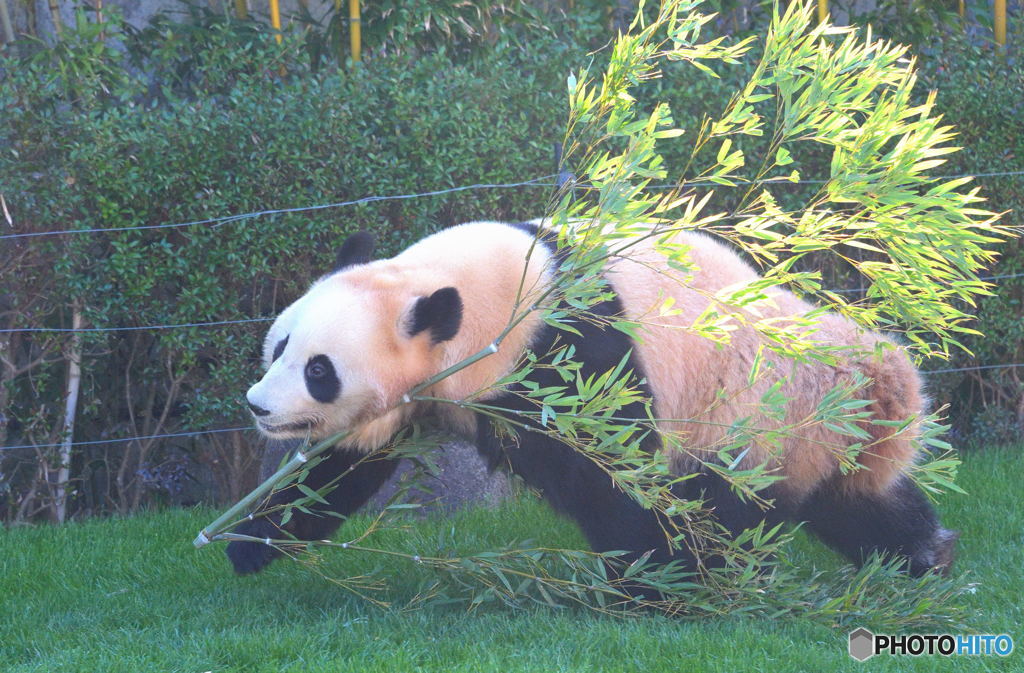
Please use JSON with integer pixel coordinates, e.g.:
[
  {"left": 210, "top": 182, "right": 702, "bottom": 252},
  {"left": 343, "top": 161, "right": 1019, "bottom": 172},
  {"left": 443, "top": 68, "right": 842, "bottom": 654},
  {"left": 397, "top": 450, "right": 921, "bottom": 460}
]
[
  {"left": 194, "top": 434, "right": 341, "bottom": 547},
  {"left": 196, "top": 332, "right": 519, "bottom": 546}
]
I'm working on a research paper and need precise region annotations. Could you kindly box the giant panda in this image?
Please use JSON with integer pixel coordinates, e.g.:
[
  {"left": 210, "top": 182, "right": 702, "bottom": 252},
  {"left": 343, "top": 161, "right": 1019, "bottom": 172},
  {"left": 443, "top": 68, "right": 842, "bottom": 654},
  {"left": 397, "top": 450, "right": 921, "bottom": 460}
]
[{"left": 227, "top": 221, "right": 958, "bottom": 578}]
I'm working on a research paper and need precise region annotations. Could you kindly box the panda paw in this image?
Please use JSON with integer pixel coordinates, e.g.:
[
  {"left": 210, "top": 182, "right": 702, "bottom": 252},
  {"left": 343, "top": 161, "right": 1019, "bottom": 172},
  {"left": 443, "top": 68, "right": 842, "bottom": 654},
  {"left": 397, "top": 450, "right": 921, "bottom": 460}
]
[{"left": 225, "top": 518, "right": 283, "bottom": 575}]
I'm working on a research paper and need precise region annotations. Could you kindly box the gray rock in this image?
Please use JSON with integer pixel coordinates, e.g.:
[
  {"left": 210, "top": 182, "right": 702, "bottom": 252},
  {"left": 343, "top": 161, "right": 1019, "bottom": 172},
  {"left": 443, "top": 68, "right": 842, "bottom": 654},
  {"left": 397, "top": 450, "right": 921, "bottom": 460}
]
[{"left": 260, "top": 438, "right": 511, "bottom": 514}]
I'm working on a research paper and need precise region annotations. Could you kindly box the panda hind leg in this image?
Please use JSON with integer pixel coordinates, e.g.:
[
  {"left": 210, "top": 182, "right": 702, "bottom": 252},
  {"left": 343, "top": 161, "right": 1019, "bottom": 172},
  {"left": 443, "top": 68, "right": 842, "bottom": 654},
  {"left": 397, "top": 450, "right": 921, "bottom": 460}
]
[
  {"left": 680, "top": 471, "right": 788, "bottom": 572},
  {"left": 797, "top": 475, "right": 958, "bottom": 577},
  {"left": 226, "top": 447, "right": 398, "bottom": 575}
]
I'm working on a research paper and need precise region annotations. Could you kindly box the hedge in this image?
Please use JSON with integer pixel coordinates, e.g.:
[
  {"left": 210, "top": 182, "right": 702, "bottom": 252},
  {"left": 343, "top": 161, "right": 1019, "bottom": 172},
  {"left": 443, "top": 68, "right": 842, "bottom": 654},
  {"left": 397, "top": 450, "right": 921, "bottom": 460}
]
[{"left": 0, "top": 6, "right": 1019, "bottom": 519}]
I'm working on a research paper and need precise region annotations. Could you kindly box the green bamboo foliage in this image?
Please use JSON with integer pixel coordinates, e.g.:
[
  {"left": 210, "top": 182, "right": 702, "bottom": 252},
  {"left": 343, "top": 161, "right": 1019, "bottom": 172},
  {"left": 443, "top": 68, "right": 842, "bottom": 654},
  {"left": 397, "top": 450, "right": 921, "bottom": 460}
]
[{"left": 200, "top": 0, "right": 1005, "bottom": 626}]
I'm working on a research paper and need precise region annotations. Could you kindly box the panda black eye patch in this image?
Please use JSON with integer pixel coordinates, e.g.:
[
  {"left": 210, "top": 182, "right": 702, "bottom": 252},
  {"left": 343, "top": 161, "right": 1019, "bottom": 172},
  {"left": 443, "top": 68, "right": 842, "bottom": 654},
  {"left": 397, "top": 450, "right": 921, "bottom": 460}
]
[
  {"left": 304, "top": 354, "right": 340, "bottom": 403},
  {"left": 272, "top": 335, "right": 289, "bottom": 362}
]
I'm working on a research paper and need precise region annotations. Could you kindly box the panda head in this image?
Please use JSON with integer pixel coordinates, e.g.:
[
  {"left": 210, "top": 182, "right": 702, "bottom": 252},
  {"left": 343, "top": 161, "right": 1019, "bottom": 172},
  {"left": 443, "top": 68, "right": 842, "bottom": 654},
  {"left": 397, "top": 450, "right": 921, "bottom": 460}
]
[{"left": 245, "top": 231, "right": 463, "bottom": 441}]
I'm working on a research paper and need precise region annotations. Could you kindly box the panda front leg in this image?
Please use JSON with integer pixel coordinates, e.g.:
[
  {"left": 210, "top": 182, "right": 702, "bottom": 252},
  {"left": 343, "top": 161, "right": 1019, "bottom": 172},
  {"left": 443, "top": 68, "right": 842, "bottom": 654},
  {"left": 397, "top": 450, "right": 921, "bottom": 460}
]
[
  {"left": 797, "top": 475, "right": 958, "bottom": 576},
  {"left": 226, "top": 447, "right": 398, "bottom": 575},
  {"left": 476, "top": 420, "right": 704, "bottom": 585}
]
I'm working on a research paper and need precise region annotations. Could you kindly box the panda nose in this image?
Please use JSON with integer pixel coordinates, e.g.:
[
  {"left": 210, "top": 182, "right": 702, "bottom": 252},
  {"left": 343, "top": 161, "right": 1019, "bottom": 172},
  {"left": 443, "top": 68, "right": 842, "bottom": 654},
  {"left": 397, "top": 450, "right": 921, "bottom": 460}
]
[{"left": 248, "top": 401, "right": 270, "bottom": 417}]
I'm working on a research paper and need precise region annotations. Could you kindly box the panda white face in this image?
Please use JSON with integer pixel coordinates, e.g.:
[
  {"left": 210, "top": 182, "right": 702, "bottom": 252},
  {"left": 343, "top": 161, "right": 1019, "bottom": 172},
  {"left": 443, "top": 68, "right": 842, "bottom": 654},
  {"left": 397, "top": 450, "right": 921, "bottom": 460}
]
[
  {"left": 245, "top": 282, "right": 390, "bottom": 441},
  {"left": 244, "top": 240, "right": 466, "bottom": 445}
]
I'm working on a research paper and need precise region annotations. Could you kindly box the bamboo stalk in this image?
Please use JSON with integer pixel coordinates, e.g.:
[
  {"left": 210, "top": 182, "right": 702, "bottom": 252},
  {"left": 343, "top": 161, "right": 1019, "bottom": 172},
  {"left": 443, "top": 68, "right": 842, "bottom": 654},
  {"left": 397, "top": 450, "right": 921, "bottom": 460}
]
[
  {"left": 817, "top": 0, "right": 827, "bottom": 24},
  {"left": 235, "top": 0, "right": 247, "bottom": 20},
  {"left": 55, "top": 305, "right": 83, "bottom": 523},
  {"left": 0, "top": 0, "right": 14, "bottom": 44},
  {"left": 269, "top": 0, "right": 281, "bottom": 43},
  {"left": 196, "top": 337, "right": 508, "bottom": 546},
  {"left": 194, "top": 442, "right": 328, "bottom": 547},
  {"left": 349, "top": 0, "right": 360, "bottom": 63},
  {"left": 994, "top": 0, "right": 1006, "bottom": 47}
]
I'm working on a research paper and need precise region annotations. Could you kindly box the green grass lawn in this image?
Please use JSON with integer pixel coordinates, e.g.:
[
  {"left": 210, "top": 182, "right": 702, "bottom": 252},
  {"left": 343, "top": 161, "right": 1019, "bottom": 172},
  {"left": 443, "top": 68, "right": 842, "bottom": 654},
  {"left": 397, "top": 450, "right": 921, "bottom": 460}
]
[{"left": 3, "top": 447, "right": 1021, "bottom": 673}]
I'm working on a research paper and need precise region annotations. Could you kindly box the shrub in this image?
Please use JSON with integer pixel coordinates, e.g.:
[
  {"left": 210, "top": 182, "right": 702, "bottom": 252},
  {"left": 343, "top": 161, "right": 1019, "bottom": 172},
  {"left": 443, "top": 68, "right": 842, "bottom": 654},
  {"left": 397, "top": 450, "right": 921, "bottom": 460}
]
[
  {"left": 0, "top": 13, "right": 565, "bottom": 520},
  {"left": 911, "top": 30, "right": 1024, "bottom": 444}
]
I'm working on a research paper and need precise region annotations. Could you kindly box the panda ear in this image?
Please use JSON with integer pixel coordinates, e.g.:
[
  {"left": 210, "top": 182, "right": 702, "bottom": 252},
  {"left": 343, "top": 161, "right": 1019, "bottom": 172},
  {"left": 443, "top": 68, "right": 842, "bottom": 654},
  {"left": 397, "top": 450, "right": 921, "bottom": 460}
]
[
  {"left": 332, "top": 231, "right": 376, "bottom": 273},
  {"left": 408, "top": 287, "right": 463, "bottom": 344}
]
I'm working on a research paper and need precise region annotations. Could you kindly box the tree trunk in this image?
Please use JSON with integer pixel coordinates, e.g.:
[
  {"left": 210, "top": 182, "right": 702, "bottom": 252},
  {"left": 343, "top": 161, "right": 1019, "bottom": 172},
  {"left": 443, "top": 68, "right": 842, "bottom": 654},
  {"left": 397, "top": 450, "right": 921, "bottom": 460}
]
[
  {"left": 25, "top": 0, "right": 36, "bottom": 38},
  {"left": 54, "top": 305, "right": 83, "bottom": 523},
  {"left": 95, "top": 0, "right": 104, "bottom": 41},
  {"left": 0, "top": 333, "right": 15, "bottom": 449},
  {"left": 47, "top": 0, "right": 62, "bottom": 36},
  {"left": 611, "top": 0, "right": 634, "bottom": 33},
  {"left": 0, "top": 0, "right": 15, "bottom": 44}
]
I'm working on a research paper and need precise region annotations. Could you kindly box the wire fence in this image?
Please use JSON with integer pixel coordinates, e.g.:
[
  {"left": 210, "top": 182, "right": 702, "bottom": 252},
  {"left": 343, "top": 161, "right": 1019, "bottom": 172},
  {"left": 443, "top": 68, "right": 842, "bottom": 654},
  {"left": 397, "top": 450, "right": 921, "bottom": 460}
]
[
  {"left": 2, "top": 169, "right": 1023, "bottom": 453},
  {"left": 4, "top": 169, "right": 1024, "bottom": 241},
  {"left": 0, "top": 427, "right": 252, "bottom": 452},
  {"left": 0, "top": 176, "right": 560, "bottom": 241},
  {"left": 0, "top": 317, "right": 276, "bottom": 334},
  {"left": 5, "top": 271, "right": 1024, "bottom": 335},
  {"left": 3, "top": 167, "right": 1022, "bottom": 336},
  {"left": 4, "top": 356, "right": 1019, "bottom": 450}
]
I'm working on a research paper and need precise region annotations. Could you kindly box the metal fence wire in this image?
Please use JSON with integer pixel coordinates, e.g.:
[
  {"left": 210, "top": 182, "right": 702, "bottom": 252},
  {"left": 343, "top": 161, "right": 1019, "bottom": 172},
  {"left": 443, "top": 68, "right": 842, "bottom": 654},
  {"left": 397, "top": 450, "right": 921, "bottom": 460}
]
[{"left": 1, "top": 169, "right": 1022, "bottom": 452}]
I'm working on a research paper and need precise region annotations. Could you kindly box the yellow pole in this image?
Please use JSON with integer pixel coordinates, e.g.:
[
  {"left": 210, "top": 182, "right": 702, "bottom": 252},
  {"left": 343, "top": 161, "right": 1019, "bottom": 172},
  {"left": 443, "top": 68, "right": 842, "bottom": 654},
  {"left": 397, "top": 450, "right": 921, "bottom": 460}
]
[
  {"left": 958, "top": 0, "right": 964, "bottom": 18},
  {"left": 817, "top": 0, "right": 827, "bottom": 24},
  {"left": 349, "top": 0, "right": 361, "bottom": 64},
  {"left": 994, "top": 0, "right": 1006, "bottom": 48},
  {"left": 235, "top": 0, "right": 247, "bottom": 20},
  {"left": 269, "top": 0, "right": 281, "bottom": 44}
]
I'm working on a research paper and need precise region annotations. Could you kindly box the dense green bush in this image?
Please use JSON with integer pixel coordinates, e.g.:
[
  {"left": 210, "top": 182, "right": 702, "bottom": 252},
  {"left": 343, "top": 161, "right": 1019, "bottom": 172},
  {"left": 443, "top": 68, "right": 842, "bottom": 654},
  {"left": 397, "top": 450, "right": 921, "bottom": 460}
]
[
  {"left": 0, "top": 12, "right": 567, "bottom": 519},
  {"left": 911, "top": 30, "right": 1024, "bottom": 444},
  {"left": 0, "top": 3, "right": 1019, "bottom": 520}
]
